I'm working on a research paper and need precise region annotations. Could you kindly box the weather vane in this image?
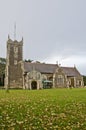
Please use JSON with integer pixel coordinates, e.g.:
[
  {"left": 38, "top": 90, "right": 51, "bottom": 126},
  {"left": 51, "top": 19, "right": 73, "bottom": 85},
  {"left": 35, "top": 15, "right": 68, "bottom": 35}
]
[{"left": 14, "top": 22, "right": 16, "bottom": 40}]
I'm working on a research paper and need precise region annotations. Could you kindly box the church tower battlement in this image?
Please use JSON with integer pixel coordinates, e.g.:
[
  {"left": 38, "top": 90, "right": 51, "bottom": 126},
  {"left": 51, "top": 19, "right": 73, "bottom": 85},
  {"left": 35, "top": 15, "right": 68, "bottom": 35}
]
[{"left": 5, "top": 35, "right": 23, "bottom": 88}]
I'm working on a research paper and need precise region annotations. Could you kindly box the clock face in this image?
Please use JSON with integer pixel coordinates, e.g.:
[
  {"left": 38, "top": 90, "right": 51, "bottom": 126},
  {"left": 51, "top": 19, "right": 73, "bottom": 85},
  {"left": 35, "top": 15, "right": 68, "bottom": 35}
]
[
  {"left": 14, "top": 60, "right": 17, "bottom": 65},
  {"left": 14, "top": 53, "right": 18, "bottom": 58}
]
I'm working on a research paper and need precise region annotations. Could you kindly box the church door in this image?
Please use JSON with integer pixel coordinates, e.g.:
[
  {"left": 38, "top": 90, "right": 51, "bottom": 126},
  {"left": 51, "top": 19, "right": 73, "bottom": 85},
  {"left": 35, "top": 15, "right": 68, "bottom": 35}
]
[
  {"left": 71, "top": 78, "right": 74, "bottom": 87},
  {"left": 31, "top": 81, "right": 37, "bottom": 89}
]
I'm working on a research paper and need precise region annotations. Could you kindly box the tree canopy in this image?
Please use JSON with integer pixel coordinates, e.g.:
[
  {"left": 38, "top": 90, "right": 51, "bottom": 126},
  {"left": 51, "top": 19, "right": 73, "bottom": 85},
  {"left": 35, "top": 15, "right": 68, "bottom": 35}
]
[
  {"left": 0, "top": 57, "right": 6, "bottom": 64},
  {"left": 24, "top": 59, "right": 33, "bottom": 63},
  {"left": 0, "top": 57, "right": 6, "bottom": 76}
]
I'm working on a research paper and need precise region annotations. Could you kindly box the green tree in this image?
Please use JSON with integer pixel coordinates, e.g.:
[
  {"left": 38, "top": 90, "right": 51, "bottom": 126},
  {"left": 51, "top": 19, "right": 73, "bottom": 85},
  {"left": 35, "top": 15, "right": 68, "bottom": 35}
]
[
  {"left": 0, "top": 57, "right": 6, "bottom": 64},
  {"left": 0, "top": 57, "right": 6, "bottom": 86},
  {"left": 24, "top": 59, "right": 33, "bottom": 63}
]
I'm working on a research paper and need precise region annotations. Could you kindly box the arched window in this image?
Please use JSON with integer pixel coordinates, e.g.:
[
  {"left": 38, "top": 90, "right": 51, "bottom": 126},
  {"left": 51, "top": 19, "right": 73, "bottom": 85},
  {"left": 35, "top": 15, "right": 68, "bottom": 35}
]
[{"left": 57, "top": 75, "right": 64, "bottom": 85}]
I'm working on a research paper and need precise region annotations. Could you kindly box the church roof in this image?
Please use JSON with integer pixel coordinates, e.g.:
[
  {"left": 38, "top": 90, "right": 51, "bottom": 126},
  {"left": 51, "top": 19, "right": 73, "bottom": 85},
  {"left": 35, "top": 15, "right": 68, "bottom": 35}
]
[
  {"left": 61, "top": 67, "right": 81, "bottom": 77},
  {"left": 24, "top": 62, "right": 57, "bottom": 74},
  {"left": 24, "top": 62, "right": 81, "bottom": 77}
]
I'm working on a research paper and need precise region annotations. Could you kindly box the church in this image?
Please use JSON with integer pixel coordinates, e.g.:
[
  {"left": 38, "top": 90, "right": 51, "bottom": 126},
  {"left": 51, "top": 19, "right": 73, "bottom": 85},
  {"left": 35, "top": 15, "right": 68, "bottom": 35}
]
[{"left": 5, "top": 36, "right": 84, "bottom": 89}]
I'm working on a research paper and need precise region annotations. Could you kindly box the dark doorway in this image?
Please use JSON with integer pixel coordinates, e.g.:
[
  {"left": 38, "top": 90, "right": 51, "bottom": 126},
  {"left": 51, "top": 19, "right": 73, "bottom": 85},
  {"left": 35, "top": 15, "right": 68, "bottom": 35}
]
[
  {"left": 31, "top": 81, "right": 37, "bottom": 90},
  {"left": 71, "top": 78, "right": 74, "bottom": 87}
]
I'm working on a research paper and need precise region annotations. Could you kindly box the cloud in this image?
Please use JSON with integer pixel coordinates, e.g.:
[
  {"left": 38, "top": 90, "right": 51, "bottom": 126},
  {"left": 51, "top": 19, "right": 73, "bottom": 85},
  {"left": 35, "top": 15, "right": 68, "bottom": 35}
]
[
  {"left": 42, "top": 54, "right": 86, "bottom": 75},
  {"left": 0, "top": 0, "right": 86, "bottom": 75}
]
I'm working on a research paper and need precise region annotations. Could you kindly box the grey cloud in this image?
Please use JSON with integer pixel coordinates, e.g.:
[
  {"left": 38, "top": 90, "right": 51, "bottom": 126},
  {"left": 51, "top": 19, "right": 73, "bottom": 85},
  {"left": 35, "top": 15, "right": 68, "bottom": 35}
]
[{"left": 0, "top": 0, "right": 86, "bottom": 74}]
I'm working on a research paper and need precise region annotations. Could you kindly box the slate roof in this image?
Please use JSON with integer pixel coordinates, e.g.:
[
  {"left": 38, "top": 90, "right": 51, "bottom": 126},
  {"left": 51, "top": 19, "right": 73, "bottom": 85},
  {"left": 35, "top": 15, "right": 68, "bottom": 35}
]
[
  {"left": 24, "top": 62, "right": 81, "bottom": 77},
  {"left": 24, "top": 62, "right": 57, "bottom": 73},
  {"left": 61, "top": 67, "right": 81, "bottom": 77}
]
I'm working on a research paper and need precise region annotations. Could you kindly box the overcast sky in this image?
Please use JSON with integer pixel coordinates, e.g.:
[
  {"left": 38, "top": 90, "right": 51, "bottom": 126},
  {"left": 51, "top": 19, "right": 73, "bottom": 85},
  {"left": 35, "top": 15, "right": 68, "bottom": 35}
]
[{"left": 0, "top": 0, "right": 86, "bottom": 75}]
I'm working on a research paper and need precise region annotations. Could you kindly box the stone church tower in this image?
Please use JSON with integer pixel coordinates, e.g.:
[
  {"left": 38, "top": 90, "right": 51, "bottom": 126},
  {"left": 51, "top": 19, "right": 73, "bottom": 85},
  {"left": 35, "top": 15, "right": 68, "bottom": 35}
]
[{"left": 5, "top": 35, "right": 23, "bottom": 89}]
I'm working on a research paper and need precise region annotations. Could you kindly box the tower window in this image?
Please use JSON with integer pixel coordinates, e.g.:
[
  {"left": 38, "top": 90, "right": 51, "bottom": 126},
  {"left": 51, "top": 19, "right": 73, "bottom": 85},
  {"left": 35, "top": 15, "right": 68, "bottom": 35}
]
[
  {"left": 14, "top": 46, "right": 18, "bottom": 53},
  {"left": 57, "top": 75, "right": 64, "bottom": 85}
]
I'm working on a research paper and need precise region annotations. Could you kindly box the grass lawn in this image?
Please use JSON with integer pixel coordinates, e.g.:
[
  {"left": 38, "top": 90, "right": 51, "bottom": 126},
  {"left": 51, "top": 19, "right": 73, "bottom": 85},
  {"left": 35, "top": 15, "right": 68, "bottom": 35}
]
[{"left": 0, "top": 88, "right": 86, "bottom": 130}]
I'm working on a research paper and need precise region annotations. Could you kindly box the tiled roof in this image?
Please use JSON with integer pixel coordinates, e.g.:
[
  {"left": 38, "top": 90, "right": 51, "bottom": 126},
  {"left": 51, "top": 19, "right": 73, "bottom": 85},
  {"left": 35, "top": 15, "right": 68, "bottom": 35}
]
[
  {"left": 61, "top": 67, "right": 81, "bottom": 77},
  {"left": 24, "top": 62, "right": 81, "bottom": 77},
  {"left": 24, "top": 62, "right": 58, "bottom": 73}
]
